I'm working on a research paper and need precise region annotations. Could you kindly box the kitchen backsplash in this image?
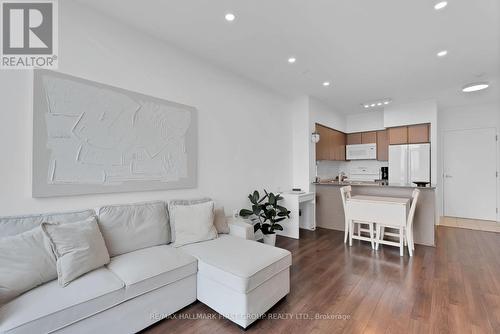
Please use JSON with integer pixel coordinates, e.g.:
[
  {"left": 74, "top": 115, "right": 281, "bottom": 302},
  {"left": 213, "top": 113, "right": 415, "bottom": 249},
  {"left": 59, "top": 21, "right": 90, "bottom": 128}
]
[{"left": 316, "top": 160, "right": 388, "bottom": 180}]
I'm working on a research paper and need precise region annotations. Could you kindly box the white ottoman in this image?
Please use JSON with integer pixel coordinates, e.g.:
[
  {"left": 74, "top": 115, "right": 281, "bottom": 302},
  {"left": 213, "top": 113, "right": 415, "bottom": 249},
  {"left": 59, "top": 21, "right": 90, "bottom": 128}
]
[{"left": 180, "top": 235, "right": 291, "bottom": 328}]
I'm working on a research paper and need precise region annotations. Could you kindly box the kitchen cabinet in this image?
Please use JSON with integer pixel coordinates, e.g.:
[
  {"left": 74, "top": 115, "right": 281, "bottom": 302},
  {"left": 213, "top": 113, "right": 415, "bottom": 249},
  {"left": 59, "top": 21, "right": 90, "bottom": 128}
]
[
  {"left": 408, "top": 124, "right": 430, "bottom": 143},
  {"left": 315, "top": 124, "right": 346, "bottom": 161},
  {"left": 376, "top": 130, "right": 388, "bottom": 161},
  {"left": 346, "top": 133, "right": 362, "bottom": 145},
  {"left": 388, "top": 126, "right": 408, "bottom": 145},
  {"left": 331, "top": 130, "right": 346, "bottom": 160},
  {"left": 315, "top": 124, "right": 331, "bottom": 160},
  {"left": 361, "top": 131, "right": 377, "bottom": 144}
]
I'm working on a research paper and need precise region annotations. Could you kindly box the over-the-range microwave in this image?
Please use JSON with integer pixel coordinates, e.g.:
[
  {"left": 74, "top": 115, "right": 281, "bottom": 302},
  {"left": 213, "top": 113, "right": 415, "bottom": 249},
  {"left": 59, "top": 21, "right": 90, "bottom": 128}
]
[{"left": 346, "top": 143, "right": 377, "bottom": 160}]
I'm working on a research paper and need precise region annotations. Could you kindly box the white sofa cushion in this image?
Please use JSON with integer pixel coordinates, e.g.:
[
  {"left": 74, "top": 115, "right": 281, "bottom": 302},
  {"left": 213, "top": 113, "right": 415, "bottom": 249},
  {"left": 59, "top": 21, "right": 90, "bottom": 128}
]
[
  {"left": 41, "top": 217, "right": 110, "bottom": 286},
  {"left": 106, "top": 245, "right": 197, "bottom": 299},
  {"left": 168, "top": 197, "right": 212, "bottom": 242},
  {"left": 181, "top": 235, "right": 291, "bottom": 293},
  {"left": 97, "top": 201, "right": 169, "bottom": 256},
  {"left": 0, "top": 268, "right": 124, "bottom": 334},
  {"left": 169, "top": 200, "right": 217, "bottom": 247},
  {"left": 0, "top": 227, "right": 56, "bottom": 305},
  {"left": 214, "top": 207, "right": 230, "bottom": 234},
  {"left": 0, "top": 210, "right": 96, "bottom": 238}
]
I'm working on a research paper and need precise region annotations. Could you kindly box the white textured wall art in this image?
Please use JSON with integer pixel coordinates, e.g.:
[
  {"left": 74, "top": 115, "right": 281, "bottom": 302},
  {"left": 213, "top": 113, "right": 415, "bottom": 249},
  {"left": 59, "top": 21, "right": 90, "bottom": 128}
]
[{"left": 32, "top": 69, "right": 197, "bottom": 197}]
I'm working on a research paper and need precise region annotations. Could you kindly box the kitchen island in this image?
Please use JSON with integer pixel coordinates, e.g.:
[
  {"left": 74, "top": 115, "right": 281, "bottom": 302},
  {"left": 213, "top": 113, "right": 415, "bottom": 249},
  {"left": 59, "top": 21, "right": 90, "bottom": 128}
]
[{"left": 314, "top": 182, "right": 436, "bottom": 246}]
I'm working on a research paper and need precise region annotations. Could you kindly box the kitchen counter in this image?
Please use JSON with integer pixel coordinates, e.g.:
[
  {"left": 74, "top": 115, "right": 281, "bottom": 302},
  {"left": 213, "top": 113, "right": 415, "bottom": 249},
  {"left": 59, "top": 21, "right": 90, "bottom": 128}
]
[
  {"left": 313, "top": 181, "right": 436, "bottom": 189},
  {"left": 314, "top": 181, "right": 436, "bottom": 246}
]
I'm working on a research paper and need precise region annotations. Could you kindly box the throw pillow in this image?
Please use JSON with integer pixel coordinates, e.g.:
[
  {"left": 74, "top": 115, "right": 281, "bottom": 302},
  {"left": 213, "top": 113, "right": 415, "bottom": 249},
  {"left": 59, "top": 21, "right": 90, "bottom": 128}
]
[
  {"left": 169, "top": 200, "right": 217, "bottom": 247},
  {"left": 0, "top": 227, "right": 57, "bottom": 305},
  {"left": 214, "top": 207, "right": 230, "bottom": 234},
  {"left": 41, "top": 217, "right": 110, "bottom": 286}
]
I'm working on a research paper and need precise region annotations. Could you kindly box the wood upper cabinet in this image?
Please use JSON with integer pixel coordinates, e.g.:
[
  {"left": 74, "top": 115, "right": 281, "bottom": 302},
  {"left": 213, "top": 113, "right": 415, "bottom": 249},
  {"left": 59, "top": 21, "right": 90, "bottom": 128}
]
[
  {"left": 315, "top": 124, "right": 331, "bottom": 160},
  {"left": 361, "top": 131, "right": 377, "bottom": 144},
  {"left": 376, "top": 130, "right": 388, "bottom": 161},
  {"left": 331, "top": 130, "right": 346, "bottom": 161},
  {"left": 346, "top": 133, "right": 362, "bottom": 145},
  {"left": 408, "top": 124, "right": 430, "bottom": 143},
  {"left": 388, "top": 126, "right": 408, "bottom": 145},
  {"left": 315, "top": 123, "right": 346, "bottom": 161}
]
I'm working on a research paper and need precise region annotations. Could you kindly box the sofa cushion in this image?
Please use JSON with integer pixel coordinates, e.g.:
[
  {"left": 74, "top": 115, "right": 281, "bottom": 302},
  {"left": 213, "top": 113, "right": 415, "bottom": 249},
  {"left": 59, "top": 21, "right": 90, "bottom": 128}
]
[
  {"left": 97, "top": 201, "right": 169, "bottom": 257},
  {"left": 41, "top": 217, "right": 110, "bottom": 286},
  {"left": 0, "top": 227, "right": 56, "bottom": 305},
  {"left": 180, "top": 235, "right": 291, "bottom": 293},
  {"left": 0, "top": 268, "right": 124, "bottom": 334},
  {"left": 0, "top": 209, "right": 96, "bottom": 238},
  {"left": 214, "top": 207, "right": 230, "bottom": 234},
  {"left": 170, "top": 200, "right": 217, "bottom": 247},
  {"left": 168, "top": 197, "right": 212, "bottom": 242},
  {"left": 106, "top": 245, "right": 197, "bottom": 299}
]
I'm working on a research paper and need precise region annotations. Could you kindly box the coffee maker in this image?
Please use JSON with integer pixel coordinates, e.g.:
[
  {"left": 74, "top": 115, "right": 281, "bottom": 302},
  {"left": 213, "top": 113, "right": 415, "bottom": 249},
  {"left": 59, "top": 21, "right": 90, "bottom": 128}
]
[{"left": 381, "top": 167, "right": 389, "bottom": 181}]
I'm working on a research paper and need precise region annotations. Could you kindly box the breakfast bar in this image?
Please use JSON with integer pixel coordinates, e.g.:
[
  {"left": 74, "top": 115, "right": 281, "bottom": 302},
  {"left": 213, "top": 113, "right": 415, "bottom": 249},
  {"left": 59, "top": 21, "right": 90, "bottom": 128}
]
[{"left": 314, "top": 182, "right": 436, "bottom": 246}]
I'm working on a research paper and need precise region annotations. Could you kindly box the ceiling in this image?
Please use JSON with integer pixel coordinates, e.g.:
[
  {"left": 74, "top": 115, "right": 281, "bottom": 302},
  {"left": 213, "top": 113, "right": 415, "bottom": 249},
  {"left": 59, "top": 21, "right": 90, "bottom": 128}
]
[{"left": 78, "top": 0, "right": 500, "bottom": 113}]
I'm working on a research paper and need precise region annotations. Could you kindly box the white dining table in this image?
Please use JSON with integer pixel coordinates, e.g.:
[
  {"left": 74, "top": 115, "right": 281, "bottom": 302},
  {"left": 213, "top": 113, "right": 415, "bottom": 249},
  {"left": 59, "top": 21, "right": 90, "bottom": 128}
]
[{"left": 346, "top": 195, "right": 410, "bottom": 227}]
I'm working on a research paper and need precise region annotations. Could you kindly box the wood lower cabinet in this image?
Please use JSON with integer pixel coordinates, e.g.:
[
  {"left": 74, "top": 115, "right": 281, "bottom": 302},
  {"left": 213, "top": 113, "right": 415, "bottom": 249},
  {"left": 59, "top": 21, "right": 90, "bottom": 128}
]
[
  {"left": 361, "top": 131, "right": 377, "bottom": 144},
  {"left": 315, "top": 124, "right": 346, "bottom": 161},
  {"left": 346, "top": 133, "right": 362, "bottom": 145},
  {"left": 408, "top": 124, "right": 430, "bottom": 143},
  {"left": 376, "top": 130, "right": 388, "bottom": 161},
  {"left": 388, "top": 126, "right": 408, "bottom": 145}
]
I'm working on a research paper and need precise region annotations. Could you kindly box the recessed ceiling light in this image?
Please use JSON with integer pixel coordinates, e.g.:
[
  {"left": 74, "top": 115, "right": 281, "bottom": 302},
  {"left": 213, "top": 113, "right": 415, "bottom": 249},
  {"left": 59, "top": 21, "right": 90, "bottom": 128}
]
[
  {"left": 434, "top": 1, "right": 448, "bottom": 10},
  {"left": 384, "top": 101, "right": 390, "bottom": 105},
  {"left": 370, "top": 104, "right": 376, "bottom": 107},
  {"left": 462, "top": 82, "right": 489, "bottom": 93},
  {"left": 288, "top": 57, "right": 296, "bottom": 64},
  {"left": 364, "top": 105, "right": 369, "bottom": 108},
  {"left": 225, "top": 13, "right": 236, "bottom": 22},
  {"left": 377, "top": 102, "right": 383, "bottom": 106},
  {"left": 437, "top": 50, "right": 448, "bottom": 57},
  {"left": 323, "top": 81, "right": 330, "bottom": 87}
]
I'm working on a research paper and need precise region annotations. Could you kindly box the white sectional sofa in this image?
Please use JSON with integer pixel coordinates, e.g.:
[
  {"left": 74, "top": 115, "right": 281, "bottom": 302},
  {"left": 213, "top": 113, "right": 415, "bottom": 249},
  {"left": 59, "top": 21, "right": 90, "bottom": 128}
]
[{"left": 0, "top": 201, "right": 292, "bottom": 334}]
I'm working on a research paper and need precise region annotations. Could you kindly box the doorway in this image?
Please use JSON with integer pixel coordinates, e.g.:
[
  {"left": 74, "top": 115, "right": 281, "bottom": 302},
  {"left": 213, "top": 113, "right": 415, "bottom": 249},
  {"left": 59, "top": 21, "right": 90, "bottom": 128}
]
[{"left": 443, "top": 128, "right": 498, "bottom": 221}]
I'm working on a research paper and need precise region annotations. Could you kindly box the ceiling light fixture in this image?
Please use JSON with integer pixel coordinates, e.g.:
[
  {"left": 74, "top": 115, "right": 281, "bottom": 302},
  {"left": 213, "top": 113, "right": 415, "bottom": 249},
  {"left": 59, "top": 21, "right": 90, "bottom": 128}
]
[
  {"left": 225, "top": 13, "right": 236, "bottom": 22},
  {"left": 288, "top": 57, "right": 296, "bottom": 64},
  {"left": 462, "top": 82, "right": 489, "bottom": 93},
  {"left": 362, "top": 99, "right": 392, "bottom": 109},
  {"left": 437, "top": 50, "right": 448, "bottom": 57},
  {"left": 322, "top": 81, "right": 331, "bottom": 87},
  {"left": 434, "top": 1, "right": 448, "bottom": 10}
]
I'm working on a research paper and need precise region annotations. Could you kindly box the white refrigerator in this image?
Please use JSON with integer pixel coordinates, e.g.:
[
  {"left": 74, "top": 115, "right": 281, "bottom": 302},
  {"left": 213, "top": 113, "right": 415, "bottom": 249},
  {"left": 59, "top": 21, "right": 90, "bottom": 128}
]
[{"left": 389, "top": 144, "right": 431, "bottom": 185}]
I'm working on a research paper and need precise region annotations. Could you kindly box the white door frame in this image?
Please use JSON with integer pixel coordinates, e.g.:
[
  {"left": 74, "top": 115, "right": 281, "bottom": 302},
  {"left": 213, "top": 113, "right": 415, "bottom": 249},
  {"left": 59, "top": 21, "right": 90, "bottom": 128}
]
[{"left": 441, "top": 126, "right": 499, "bottom": 222}]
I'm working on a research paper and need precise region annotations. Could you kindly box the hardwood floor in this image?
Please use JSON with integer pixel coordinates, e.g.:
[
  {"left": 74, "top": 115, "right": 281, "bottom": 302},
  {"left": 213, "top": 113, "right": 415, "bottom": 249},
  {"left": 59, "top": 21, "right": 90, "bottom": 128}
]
[{"left": 143, "top": 227, "right": 500, "bottom": 334}]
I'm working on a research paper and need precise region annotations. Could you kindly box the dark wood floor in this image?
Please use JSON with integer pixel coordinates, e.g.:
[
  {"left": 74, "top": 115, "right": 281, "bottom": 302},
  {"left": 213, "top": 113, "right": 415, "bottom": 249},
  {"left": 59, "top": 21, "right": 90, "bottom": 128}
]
[{"left": 144, "top": 226, "right": 500, "bottom": 334}]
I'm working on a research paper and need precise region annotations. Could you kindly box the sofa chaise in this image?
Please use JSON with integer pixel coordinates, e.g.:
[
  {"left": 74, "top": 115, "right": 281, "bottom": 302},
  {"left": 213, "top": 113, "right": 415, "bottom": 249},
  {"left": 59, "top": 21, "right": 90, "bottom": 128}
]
[{"left": 0, "top": 200, "right": 291, "bottom": 333}]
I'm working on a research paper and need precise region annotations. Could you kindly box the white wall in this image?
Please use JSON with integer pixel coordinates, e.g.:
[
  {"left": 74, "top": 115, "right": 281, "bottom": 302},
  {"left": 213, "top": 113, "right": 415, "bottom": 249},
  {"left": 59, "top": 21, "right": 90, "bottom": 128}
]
[
  {"left": 346, "top": 110, "right": 384, "bottom": 133},
  {"left": 309, "top": 97, "right": 347, "bottom": 133},
  {"left": 439, "top": 102, "right": 500, "bottom": 220},
  {"left": 0, "top": 1, "right": 293, "bottom": 216},
  {"left": 291, "top": 96, "right": 310, "bottom": 191}
]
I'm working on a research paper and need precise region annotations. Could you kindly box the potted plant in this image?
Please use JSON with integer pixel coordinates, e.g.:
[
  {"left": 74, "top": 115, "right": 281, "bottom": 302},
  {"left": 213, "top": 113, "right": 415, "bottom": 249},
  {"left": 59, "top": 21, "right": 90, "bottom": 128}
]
[{"left": 239, "top": 190, "right": 291, "bottom": 246}]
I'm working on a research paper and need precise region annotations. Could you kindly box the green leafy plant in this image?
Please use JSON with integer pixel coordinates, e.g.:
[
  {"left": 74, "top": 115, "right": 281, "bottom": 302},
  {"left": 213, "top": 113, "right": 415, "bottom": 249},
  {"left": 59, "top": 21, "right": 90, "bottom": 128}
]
[{"left": 239, "top": 190, "right": 291, "bottom": 235}]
